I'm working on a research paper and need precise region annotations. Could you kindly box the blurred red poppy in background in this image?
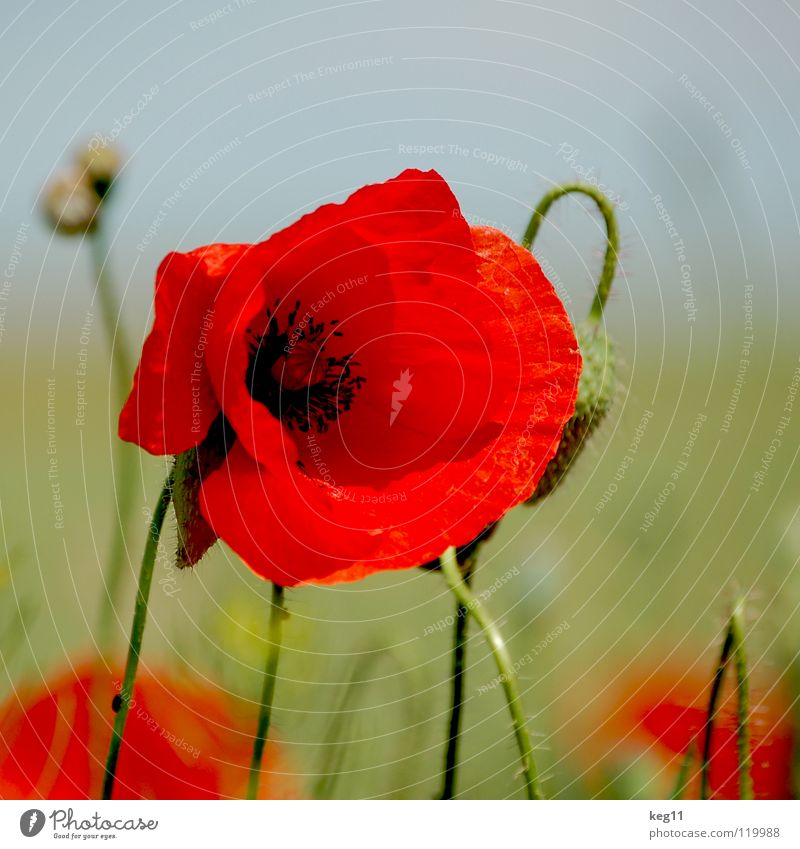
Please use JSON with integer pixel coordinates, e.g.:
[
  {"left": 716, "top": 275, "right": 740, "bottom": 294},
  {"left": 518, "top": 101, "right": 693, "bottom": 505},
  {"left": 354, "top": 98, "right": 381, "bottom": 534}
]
[
  {"left": 603, "top": 666, "right": 795, "bottom": 799},
  {"left": 119, "top": 168, "right": 580, "bottom": 586},
  {"left": 0, "top": 663, "right": 292, "bottom": 799}
]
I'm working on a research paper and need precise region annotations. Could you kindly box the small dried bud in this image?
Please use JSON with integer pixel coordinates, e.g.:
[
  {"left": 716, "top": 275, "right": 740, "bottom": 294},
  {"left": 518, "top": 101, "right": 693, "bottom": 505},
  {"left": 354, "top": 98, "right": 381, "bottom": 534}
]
[
  {"left": 528, "top": 320, "right": 615, "bottom": 503},
  {"left": 42, "top": 170, "right": 100, "bottom": 235},
  {"left": 77, "top": 141, "right": 121, "bottom": 199}
]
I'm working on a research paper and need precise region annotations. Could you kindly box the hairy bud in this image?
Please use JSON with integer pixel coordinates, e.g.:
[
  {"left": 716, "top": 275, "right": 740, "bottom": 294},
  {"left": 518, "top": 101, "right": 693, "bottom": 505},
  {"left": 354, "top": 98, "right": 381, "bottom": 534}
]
[{"left": 528, "top": 320, "right": 615, "bottom": 503}]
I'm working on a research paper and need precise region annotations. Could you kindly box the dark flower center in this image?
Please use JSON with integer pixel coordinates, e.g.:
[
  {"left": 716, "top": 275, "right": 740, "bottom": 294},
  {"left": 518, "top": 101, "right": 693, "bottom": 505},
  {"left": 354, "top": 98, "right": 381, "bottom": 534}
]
[{"left": 246, "top": 299, "right": 366, "bottom": 433}]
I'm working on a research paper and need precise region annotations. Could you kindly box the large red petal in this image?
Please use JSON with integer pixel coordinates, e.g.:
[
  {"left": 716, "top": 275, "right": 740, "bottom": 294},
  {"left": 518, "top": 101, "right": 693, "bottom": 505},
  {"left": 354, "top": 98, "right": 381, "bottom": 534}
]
[
  {"left": 204, "top": 169, "right": 476, "bottom": 467},
  {"left": 119, "top": 244, "right": 248, "bottom": 455},
  {"left": 199, "top": 225, "right": 580, "bottom": 585}
]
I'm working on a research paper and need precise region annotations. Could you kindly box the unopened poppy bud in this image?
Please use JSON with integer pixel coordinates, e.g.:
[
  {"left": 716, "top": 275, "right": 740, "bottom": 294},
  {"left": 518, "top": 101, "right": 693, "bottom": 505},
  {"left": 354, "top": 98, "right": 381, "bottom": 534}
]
[
  {"left": 522, "top": 182, "right": 620, "bottom": 505},
  {"left": 78, "top": 141, "right": 121, "bottom": 199},
  {"left": 42, "top": 170, "right": 100, "bottom": 235},
  {"left": 528, "top": 321, "right": 615, "bottom": 503}
]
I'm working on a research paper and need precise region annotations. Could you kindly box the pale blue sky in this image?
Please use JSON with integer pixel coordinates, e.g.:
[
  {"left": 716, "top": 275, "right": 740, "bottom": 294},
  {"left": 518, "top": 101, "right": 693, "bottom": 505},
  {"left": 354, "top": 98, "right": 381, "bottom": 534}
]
[{"left": 1, "top": 0, "right": 798, "bottom": 354}]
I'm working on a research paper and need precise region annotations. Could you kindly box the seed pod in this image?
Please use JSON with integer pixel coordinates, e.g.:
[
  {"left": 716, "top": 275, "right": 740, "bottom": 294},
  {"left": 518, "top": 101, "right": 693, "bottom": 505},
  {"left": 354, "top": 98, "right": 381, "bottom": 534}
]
[
  {"left": 42, "top": 170, "right": 100, "bottom": 235},
  {"left": 528, "top": 320, "right": 615, "bottom": 503},
  {"left": 77, "top": 142, "right": 121, "bottom": 199}
]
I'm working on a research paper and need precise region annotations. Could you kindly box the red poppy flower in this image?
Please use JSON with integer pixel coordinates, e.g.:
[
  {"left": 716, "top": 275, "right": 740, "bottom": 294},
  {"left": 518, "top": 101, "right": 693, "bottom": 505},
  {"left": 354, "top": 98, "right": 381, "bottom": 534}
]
[
  {"left": 120, "top": 169, "right": 580, "bottom": 585},
  {"left": 602, "top": 667, "right": 795, "bottom": 799},
  {"left": 0, "top": 663, "right": 292, "bottom": 800}
]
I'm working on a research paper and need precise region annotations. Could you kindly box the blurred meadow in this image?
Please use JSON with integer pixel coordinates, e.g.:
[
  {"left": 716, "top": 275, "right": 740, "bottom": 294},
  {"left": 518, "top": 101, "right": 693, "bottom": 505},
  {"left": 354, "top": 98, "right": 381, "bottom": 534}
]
[{"left": 1, "top": 0, "right": 799, "bottom": 798}]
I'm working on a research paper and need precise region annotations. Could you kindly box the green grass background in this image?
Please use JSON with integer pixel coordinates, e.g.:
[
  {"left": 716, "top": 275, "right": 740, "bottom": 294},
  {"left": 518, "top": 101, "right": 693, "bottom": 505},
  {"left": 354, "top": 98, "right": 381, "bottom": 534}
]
[{"left": 2, "top": 310, "right": 798, "bottom": 798}]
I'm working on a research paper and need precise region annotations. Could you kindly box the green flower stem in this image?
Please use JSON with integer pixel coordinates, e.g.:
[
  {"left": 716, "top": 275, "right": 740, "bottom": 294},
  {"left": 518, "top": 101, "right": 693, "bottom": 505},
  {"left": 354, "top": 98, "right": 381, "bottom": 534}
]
[
  {"left": 88, "top": 225, "right": 133, "bottom": 410},
  {"left": 521, "top": 183, "right": 620, "bottom": 323},
  {"left": 439, "top": 547, "right": 542, "bottom": 800},
  {"left": 699, "top": 626, "right": 732, "bottom": 801},
  {"left": 670, "top": 742, "right": 696, "bottom": 800},
  {"left": 247, "top": 583, "right": 287, "bottom": 800},
  {"left": 439, "top": 560, "right": 473, "bottom": 800},
  {"left": 102, "top": 475, "right": 173, "bottom": 800},
  {"left": 700, "top": 599, "right": 752, "bottom": 800},
  {"left": 730, "top": 604, "right": 753, "bottom": 800},
  {"left": 88, "top": 226, "right": 136, "bottom": 644}
]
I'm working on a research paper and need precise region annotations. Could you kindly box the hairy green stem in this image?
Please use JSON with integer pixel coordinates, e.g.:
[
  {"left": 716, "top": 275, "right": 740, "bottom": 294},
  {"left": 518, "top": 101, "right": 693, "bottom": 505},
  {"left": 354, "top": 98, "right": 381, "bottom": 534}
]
[
  {"left": 247, "top": 583, "right": 287, "bottom": 800},
  {"left": 102, "top": 475, "right": 173, "bottom": 800},
  {"left": 522, "top": 183, "right": 620, "bottom": 323},
  {"left": 729, "top": 601, "right": 752, "bottom": 800},
  {"left": 440, "top": 562, "right": 473, "bottom": 799},
  {"left": 89, "top": 226, "right": 136, "bottom": 644},
  {"left": 700, "top": 600, "right": 752, "bottom": 800},
  {"left": 670, "top": 742, "right": 696, "bottom": 800},
  {"left": 439, "top": 547, "right": 542, "bottom": 799},
  {"left": 700, "top": 628, "right": 732, "bottom": 800}
]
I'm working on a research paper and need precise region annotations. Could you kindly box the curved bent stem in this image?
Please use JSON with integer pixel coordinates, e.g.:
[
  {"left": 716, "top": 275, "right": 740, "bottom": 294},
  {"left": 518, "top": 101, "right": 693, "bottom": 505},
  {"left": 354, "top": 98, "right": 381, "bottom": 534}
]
[
  {"left": 102, "top": 475, "right": 173, "bottom": 799},
  {"left": 522, "top": 183, "right": 620, "bottom": 323},
  {"left": 439, "top": 561, "right": 473, "bottom": 799},
  {"left": 439, "top": 547, "right": 542, "bottom": 800},
  {"left": 247, "top": 582, "right": 287, "bottom": 799}
]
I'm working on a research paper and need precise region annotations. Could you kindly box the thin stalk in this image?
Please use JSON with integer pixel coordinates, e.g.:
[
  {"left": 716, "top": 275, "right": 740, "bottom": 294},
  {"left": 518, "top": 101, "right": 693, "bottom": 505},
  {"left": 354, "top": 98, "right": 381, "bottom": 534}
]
[
  {"left": 247, "top": 583, "right": 287, "bottom": 800},
  {"left": 521, "top": 183, "right": 620, "bottom": 323},
  {"left": 670, "top": 742, "right": 696, "bottom": 800},
  {"left": 439, "top": 547, "right": 542, "bottom": 799},
  {"left": 440, "top": 561, "right": 473, "bottom": 799},
  {"left": 88, "top": 226, "right": 136, "bottom": 644},
  {"left": 699, "top": 627, "right": 732, "bottom": 800},
  {"left": 102, "top": 475, "right": 173, "bottom": 799},
  {"left": 96, "top": 440, "right": 138, "bottom": 644},
  {"left": 729, "top": 601, "right": 752, "bottom": 800},
  {"left": 313, "top": 648, "right": 386, "bottom": 800},
  {"left": 700, "top": 600, "right": 752, "bottom": 800},
  {"left": 88, "top": 225, "right": 133, "bottom": 412}
]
